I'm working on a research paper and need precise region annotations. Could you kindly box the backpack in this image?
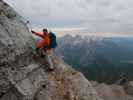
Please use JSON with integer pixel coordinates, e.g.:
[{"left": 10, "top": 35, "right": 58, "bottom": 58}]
[{"left": 49, "top": 32, "right": 57, "bottom": 48}]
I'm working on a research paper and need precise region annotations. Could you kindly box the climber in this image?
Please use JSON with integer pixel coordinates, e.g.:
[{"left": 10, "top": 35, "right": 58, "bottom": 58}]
[
  {"left": 31, "top": 28, "right": 50, "bottom": 52},
  {"left": 31, "top": 28, "right": 57, "bottom": 52},
  {"left": 31, "top": 28, "right": 57, "bottom": 71}
]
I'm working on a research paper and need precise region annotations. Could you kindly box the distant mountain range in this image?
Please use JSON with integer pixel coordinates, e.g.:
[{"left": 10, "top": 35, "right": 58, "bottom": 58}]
[{"left": 56, "top": 35, "right": 133, "bottom": 83}]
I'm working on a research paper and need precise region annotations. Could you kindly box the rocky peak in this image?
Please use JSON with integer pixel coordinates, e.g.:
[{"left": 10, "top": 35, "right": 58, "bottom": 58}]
[{"left": 0, "top": 1, "right": 103, "bottom": 100}]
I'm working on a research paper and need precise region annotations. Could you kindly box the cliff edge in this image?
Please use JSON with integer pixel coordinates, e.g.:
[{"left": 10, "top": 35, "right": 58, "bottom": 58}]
[{"left": 0, "top": 1, "right": 102, "bottom": 100}]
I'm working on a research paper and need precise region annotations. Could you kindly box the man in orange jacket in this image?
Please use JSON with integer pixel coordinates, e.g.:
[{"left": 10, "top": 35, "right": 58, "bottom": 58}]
[
  {"left": 31, "top": 28, "right": 54, "bottom": 71},
  {"left": 31, "top": 28, "right": 50, "bottom": 52}
]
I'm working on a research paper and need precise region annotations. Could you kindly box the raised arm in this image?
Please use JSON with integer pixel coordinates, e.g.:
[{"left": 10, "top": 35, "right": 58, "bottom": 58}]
[{"left": 31, "top": 30, "right": 44, "bottom": 38}]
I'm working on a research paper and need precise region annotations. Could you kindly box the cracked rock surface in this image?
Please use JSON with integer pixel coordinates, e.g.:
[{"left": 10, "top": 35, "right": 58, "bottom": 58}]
[{"left": 0, "top": 1, "right": 103, "bottom": 100}]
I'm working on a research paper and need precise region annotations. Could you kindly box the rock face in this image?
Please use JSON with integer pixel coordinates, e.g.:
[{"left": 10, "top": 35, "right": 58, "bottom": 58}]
[
  {"left": 124, "top": 81, "right": 133, "bottom": 97},
  {"left": 92, "top": 83, "right": 133, "bottom": 100},
  {"left": 0, "top": 1, "right": 102, "bottom": 100}
]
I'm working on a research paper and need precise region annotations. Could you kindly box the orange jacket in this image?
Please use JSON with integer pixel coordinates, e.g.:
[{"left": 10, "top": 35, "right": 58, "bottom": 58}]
[{"left": 32, "top": 31, "right": 50, "bottom": 49}]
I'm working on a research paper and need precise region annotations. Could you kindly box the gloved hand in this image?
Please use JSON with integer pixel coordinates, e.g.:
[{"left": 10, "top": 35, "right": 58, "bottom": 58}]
[
  {"left": 36, "top": 47, "right": 39, "bottom": 51},
  {"left": 31, "top": 30, "right": 35, "bottom": 34},
  {"left": 31, "top": 45, "right": 39, "bottom": 52}
]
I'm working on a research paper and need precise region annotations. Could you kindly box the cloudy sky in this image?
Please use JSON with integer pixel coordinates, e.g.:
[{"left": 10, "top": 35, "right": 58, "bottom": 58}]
[{"left": 4, "top": 0, "right": 133, "bottom": 37}]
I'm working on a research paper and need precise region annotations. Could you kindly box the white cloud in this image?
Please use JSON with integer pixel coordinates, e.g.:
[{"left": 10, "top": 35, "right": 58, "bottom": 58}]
[{"left": 4, "top": 0, "right": 133, "bottom": 35}]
